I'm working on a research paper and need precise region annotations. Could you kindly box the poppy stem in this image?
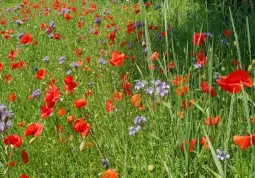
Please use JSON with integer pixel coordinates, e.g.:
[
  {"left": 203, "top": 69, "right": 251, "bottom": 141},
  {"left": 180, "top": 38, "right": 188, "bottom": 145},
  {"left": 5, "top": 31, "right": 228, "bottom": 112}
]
[{"left": 90, "top": 131, "right": 107, "bottom": 161}]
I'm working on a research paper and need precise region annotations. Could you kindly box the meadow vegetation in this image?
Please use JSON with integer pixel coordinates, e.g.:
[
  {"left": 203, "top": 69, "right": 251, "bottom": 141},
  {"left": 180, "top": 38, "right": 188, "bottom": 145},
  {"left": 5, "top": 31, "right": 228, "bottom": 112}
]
[{"left": 0, "top": 0, "right": 255, "bottom": 177}]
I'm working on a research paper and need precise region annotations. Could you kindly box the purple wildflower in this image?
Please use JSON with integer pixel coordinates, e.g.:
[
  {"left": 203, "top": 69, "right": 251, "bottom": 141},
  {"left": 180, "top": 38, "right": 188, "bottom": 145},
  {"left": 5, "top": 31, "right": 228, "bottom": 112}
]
[
  {"left": 15, "top": 19, "right": 23, "bottom": 25},
  {"left": 129, "top": 125, "right": 141, "bottom": 136},
  {"left": 98, "top": 58, "right": 107, "bottom": 65},
  {"left": 66, "top": 70, "right": 72, "bottom": 75},
  {"left": 194, "top": 63, "right": 202, "bottom": 69},
  {"left": 49, "top": 21, "right": 56, "bottom": 28},
  {"left": 128, "top": 42, "right": 134, "bottom": 49},
  {"left": 101, "top": 158, "right": 109, "bottom": 169},
  {"left": 221, "top": 39, "right": 228, "bottom": 44},
  {"left": 135, "top": 80, "right": 147, "bottom": 90},
  {"left": 134, "top": 116, "right": 147, "bottom": 125},
  {"left": 94, "top": 17, "right": 102, "bottom": 25},
  {"left": 43, "top": 56, "right": 49, "bottom": 63},
  {"left": 31, "top": 89, "right": 41, "bottom": 99},
  {"left": 145, "top": 87, "right": 154, "bottom": 95},
  {"left": 216, "top": 149, "right": 230, "bottom": 161},
  {"left": 70, "top": 62, "right": 80, "bottom": 68},
  {"left": 59, "top": 56, "right": 66, "bottom": 64},
  {"left": 0, "top": 104, "right": 14, "bottom": 134},
  {"left": 155, "top": 82, "right": 170, "bottom": 97}
]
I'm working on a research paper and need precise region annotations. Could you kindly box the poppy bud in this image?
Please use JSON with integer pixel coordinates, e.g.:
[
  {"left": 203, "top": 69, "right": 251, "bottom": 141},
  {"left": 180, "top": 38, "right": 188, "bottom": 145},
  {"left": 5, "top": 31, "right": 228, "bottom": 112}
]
[
  {"left": 148, "top": 165, "right": 154, "bottom": 172},
  {"left": 248, "top": 65, "right": 252, "bottom": 72},
  {"left": 142, "top": 41, "right": 146, "bottom": 47},
  {"left": 252, "top": 59, "right": 255, "bottom": 65}
]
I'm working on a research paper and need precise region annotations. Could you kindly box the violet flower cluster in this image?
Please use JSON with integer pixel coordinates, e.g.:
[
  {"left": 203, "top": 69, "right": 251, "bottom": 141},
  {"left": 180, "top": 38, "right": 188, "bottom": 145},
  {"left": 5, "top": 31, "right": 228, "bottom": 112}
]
[
  {"left": 216, "top": 148, "right": 230, "bottom": 161},
  {"left": 135, "top": 80, "right": 170, "bottom": 98},
  {"left": 129, "top": 116, "right": 147, "bottom": 136},
  {"left": 0, "top": 104, "right": 14, "bottom": 134}
]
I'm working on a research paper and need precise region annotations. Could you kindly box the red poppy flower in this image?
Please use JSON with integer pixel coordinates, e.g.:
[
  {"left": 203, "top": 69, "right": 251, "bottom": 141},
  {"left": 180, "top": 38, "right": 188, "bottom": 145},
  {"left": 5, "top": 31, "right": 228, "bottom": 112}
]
[
  {"left": 176, "top": 85, "right": 189, "bottom": 96},
  {"left": 145, "top": 2, "right": 151, "bottom": 7},
  {"left": 24, "top": 122, "right": 43, "bottom": 137},
  {"left": 20, "top": 33, "right": 33, "bottom": 44},
  {"left": 204, "top": 116, "right": 220, "bottom": 126},
  {"left": 64, "top": 13, "right": 72, "bottom": 21},
  {"left": 4, "top": 134, "right": 23, "bottom": 148},
  {"left": 224, "top": 29, "right": 232, "bottom": 37},
  {"left": 7, "top": 161, "right": 17, "bottom": 167},
  {"left": 40, "top": 104, "right": 54, "bottom": 119},
  {"left": 180, "top": 139, "right": 196, "bottom": 152},
  {"left": 109, "top": 51, "right": 126, "bottom": 67},
  {"left": 0, "top": 62, "right": 4, "bottom": 71},
  {"left": 106, "top": 100, "right": 115, "bottom": 113},
  {"left": 171, "top": 75, "right": 189, "bottom": 86},
  {"left": 200, "top": 136, "right": 212, "bottom": 149},
  {"left": 78, "top": 21, "right": 83, "bottom": 29},
  {"left": 182, "top": 99, "right": 195, "bottom": 110},
  {"left": 122, "top": 82, "right": 132, "bottom": 96},
  {"left": 35, "top": 69, "right": 47, "bottom": 80},
  {"left": 44, "top": 84, "right": 61, "bottom": 106},
  {"left": 67, "top": 115, "right": 75, "bottom": 123},
  {"left": 57, "top": 107, "right": 66, "bottom": 117},
  {"left": 131, "top": 94, "right": 140, "bottom": 107},
  {"left": 1, "top": 17, "right": 6, "bottom": 25},
  {"left": 53, "top": 33, "right": 60, "bottom": 40},
  {"left": 217, "top": 70, "right": 253, "bottom": 94},
  {"left": 200, "top": 81, "right": 216, "bottom": 97},
  {"left": 73, "top": 118, "right": 91, "bottom": 137},
  {"left": 196, "top": 51, "right": 207, "bottom": 66},
  {"left": 21, "top": 150, "right": 29, "bottom": 165},
  {"left": 84, "top": 90, "right": 93, "bottom": 97},
  {"left": 8, "top": 50, "right": 18, "bottom": 60},
  {"left": 127, "top": 22, "right": 135, "bottom": 34},
  {"left": 102, "top": 169, "right": 119, "bottom": 178},
  {"left": 8, "top": 93, "right": 16, "bottom": 102},
  {"left": 74, "top": 98, "right": 87, "bottom": 108},
  {"left": 4, "top": 73, "right": 12, "bottom": 83},
  {"left": 192, "top": 33, "right": 206, "bottom": 46},
  {"left": 20, "top": 173, "right": 29, "bottom": 178},
  {"left": 233, "top": 134, "right": 255, "bottom": 150},
  {"left": 167, "top": 60, "right": 176, "bottom": 69},
  {"left": 64, "top": 75, "right": 78, "bottom": 94},
  {"left": 112, "top": 91, "right": 122, "bottom": 101},
  {"left": 11, "top": 61, "right": 26, "bottom": 69},
  {"left": 152, "top": 52, "right": 160, "bottom": 61}
]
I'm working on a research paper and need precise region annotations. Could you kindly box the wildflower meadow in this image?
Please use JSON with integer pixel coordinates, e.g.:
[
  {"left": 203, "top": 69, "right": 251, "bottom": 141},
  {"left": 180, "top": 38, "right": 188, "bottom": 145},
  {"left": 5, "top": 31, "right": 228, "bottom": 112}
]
[{"left": 0, "top": 0, "right": 255, "bottom": 177}]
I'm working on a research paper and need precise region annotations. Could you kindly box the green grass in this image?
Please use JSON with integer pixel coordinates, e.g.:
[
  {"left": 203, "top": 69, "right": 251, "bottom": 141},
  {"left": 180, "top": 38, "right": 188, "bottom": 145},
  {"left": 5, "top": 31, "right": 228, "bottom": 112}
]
[{"left": 0, "top": 0, "right": 255, "bottom": 177}]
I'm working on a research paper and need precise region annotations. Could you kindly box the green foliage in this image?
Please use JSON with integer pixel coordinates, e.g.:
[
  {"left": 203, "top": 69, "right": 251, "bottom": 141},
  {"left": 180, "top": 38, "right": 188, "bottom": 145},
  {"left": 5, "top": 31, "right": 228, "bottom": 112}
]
[{"left": 0, "top": 0, "right": 254, "bottom": 177}]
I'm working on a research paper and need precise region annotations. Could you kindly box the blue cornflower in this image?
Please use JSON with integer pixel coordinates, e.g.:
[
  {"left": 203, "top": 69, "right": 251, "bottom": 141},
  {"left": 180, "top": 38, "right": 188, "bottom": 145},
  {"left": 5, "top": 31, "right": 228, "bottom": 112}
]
[
  {"left": 128, "top": 42, "right": 134, "bottom": 49},
  {"left": 101, "top": 158, "right": 109, "bottom": 169},
  {"left": 220, "top": 39, "right": 228, "bottom": 44}
]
